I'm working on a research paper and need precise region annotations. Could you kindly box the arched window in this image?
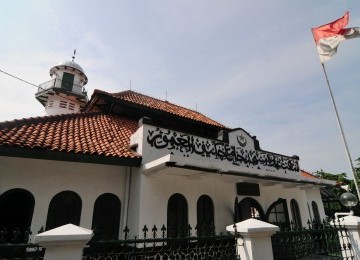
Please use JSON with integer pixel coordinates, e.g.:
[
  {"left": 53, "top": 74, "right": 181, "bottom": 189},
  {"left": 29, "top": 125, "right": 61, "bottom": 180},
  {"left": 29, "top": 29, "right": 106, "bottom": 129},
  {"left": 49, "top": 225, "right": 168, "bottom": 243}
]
[
  {"left": 197, "top": 195, "right": 214, "bottom": 236},
  {"left": 266, "top": 198, "right": 290, "bottom": 230},
  {"left": 0, "top": 189, "right": 35, "bottom": 243},
  {"left": 312, "top": 201, "right": 321, "bottom": 224},
  {"left": 167, "top": 193, "right": 188, "bottom": 238},
  {"left": 290, "top": 199, "right": 302, "bottom": 228},
  {"left": 92, "top": 193, "right": 121, "bottom": 240},
  {"left": 46, "top": 191, "right": 82, "bottom": 230},
  {"left": 238, "top": 197, "right": 265, "bottom": 221}
]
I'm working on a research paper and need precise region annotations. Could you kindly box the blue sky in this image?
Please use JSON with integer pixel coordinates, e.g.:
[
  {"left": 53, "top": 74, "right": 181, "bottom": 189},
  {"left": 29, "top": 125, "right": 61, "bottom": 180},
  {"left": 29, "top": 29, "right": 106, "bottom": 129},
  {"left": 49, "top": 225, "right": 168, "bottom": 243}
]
[{"left": 1, "top": 0, "right": 360, "bottom": 175}]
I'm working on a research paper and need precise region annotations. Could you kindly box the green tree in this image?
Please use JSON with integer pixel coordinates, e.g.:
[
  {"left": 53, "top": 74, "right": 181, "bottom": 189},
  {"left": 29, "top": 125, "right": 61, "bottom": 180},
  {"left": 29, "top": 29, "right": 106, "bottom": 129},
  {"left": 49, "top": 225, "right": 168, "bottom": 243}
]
[{"left": 315, "top": 157, "right": 360, "bottom": 218}]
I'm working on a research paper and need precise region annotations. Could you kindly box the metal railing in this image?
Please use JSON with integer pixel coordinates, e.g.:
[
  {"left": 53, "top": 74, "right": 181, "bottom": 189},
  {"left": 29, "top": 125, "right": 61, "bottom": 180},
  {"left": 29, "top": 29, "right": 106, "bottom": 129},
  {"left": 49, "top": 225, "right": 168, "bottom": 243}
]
[
  {"left": 83, "top": 224, "right": 242, "bottom": 260},
  {"left": 272, "top": 219, "right": 353, "bottom": 260},
  {"left": 0, "top": 227, "right": 44, "bottom": 260},
  {"left": 37, "top": 78, "right": 87, "bottom": 97}
]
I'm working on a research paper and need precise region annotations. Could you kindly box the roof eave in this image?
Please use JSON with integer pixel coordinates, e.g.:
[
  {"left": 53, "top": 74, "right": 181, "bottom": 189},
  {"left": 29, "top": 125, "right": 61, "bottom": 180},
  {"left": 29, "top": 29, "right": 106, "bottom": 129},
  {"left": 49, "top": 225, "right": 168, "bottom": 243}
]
[{"left": 0, "top": 145, "right": 142, "bottom": 167}]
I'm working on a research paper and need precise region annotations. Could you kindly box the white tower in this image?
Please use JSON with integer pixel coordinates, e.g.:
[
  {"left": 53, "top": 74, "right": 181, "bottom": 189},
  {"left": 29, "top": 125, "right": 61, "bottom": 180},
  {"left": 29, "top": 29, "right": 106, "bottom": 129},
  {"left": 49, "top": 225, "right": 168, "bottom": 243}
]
[{"left": 36, "top": 51, "right": 89, "bottom": 116}]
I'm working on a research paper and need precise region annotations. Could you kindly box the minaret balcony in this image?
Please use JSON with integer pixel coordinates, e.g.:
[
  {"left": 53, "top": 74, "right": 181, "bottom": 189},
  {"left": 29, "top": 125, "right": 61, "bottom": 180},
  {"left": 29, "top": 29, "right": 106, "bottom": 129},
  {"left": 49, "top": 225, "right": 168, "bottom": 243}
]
[{"left": 36, "top": 78, "right": 88, "bottom": 107}]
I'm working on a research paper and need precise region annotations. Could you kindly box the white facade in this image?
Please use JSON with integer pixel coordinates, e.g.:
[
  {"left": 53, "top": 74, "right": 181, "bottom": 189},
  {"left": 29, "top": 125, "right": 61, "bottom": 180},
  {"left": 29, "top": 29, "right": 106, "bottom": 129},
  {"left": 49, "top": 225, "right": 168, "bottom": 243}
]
[
  {"left": 0, "top": 149, "right": 327, "bottom": 241},
  {"left": 0, "top": 156, "right": 129, "bottom": 239}
]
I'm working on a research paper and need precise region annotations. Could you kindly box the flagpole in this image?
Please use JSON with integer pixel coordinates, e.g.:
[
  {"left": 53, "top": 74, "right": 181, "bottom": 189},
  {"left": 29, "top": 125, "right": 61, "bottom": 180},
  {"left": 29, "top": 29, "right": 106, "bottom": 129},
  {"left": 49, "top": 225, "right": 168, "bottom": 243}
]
[{"left": 320, "top": 62, "right": 360, "bottom": 200}]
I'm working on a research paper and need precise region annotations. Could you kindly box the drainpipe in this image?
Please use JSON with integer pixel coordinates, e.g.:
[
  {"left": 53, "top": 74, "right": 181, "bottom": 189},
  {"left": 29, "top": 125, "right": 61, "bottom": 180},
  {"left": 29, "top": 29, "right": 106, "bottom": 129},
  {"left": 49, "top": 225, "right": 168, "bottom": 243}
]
[{"left": 122, "top": 167, "right": 132, "bottom": 232}]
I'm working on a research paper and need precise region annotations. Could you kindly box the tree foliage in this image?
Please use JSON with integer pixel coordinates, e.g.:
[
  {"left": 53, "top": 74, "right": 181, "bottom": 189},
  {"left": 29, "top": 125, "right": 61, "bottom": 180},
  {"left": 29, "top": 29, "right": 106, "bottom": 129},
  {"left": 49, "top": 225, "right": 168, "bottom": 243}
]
[{"left": 315, "top": 157, "right": 360, "bottom": 218}]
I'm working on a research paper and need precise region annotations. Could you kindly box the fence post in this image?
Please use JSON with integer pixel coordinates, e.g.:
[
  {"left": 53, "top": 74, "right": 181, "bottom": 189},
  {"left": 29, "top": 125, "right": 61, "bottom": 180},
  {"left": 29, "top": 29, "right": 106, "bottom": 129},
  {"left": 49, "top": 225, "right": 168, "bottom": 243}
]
[
  {"left": 227, "top": 219, "right": 279, "bottom": 260},
  {"left": 336, "top": 215, "right": 360, "bottom": 259},
  {"left": 35, "top": 224, "right": 93, "bottom": 260}
]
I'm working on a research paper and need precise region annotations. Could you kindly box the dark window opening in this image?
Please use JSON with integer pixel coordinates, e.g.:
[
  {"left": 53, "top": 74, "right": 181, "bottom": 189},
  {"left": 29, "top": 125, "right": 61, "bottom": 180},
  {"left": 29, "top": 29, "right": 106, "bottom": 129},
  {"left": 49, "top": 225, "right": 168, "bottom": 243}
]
[
  {"left": 196, "top": 195, "right": 214, "bottom": 236},
  {"left": 46, "top": 191, "right": 82, "bottom": 230},
  {"left": 290, "top": 199, "right": 302, "bottom": 228},
  {"left": 61, "top": 72, "right": 75, "bottom": 91},
  {"left": 92, "top": 193, "right": 121, "bottom": 241},
  {"left": 0, "top": 189, "right": 35, "bottom": 243},
  {"left": 312, "top": 201, "right": 321, "bottom": 224},
  {"left": 237, "top": 197, "right": 265, "bottom": 222},
  {"left": 167, "top": 193, "right": 188, "bottom": 238}
]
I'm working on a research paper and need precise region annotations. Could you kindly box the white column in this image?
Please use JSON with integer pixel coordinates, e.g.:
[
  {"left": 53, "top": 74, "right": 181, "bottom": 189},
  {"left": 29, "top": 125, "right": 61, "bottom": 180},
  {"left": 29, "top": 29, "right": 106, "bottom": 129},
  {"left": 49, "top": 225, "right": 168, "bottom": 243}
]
[
  {"left": 35, "top": 224, "right": 93, "bottom": 260},
  {"left": 336, "top": 216, "right": 360, "bottom": 259},
  {"left": 227, "top": 219, "right": 279, "bottom": 260}
]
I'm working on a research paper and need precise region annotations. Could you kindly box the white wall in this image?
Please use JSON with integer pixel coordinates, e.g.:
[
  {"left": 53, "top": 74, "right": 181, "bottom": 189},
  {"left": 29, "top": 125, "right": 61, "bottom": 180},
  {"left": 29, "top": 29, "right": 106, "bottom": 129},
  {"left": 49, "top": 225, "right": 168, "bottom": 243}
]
[
  {"left": 0, "top": 156, "right": 128, "bottom": 239},
  {"left": 135, "top": 172, "right": 236, "bottom": 235},
  {"left": 305, "top": 188, "right": 327, "bottom": 220}
]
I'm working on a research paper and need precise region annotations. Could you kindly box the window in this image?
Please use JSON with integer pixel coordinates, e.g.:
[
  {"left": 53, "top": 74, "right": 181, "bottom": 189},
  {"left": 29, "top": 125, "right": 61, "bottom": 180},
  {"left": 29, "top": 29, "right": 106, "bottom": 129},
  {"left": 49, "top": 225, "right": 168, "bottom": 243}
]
[
  {"left": 290, "top": 199, "right": 302, "bottom": 228},
  {"left": 92, "top": 193, "right": 121, "bottom": 240},
  {"left": 266, "top": 198, "right": 290, "bottom": 230},
  {"left": 167, "top": 193, "right": 188, "bottom": 238},
  {"left": 237, "top": 197, "right": 265, "bottom": 221},
  {"left": 46, "top": 191, "right": 82, "bottom": 230},
  {"left": 61, "top": 72, "right": 74, "bottom": 91},
  {"left": 312, "top": 201, "right": 321, "bottom": 224},
  {"left": 0, "top": 189, "right": 35, "bottom": 243},
  {"left": 197, "top": 195, "right": 214, "bottom": 236}
]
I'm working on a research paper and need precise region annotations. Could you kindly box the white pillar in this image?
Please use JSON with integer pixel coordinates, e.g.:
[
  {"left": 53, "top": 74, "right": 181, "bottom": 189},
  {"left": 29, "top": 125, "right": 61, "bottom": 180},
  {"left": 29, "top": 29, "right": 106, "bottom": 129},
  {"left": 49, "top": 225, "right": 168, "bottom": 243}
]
[
  {"left": 35, "top": 224, "right": 93, "bottom": 260},
  {"left": 226, "top": 219, "right": 279, "bottom": 260},
  {"left": 336, "top": 216, "right": 360, "bottom": 259}
]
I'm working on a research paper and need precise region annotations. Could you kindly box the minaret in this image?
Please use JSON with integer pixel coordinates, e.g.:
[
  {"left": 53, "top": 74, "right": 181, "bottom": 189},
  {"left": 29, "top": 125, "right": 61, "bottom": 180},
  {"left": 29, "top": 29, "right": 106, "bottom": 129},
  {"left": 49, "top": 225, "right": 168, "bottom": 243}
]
[{"left": 35, "top": 51, "right": 89, "bottom": 116}]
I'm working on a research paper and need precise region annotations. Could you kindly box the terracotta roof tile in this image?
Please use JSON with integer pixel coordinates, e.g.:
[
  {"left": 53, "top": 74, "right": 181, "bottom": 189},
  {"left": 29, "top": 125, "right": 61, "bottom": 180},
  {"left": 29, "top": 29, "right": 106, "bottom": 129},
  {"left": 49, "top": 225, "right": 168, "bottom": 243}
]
[
  {"left": 301, "top": 170, "right": 317, "bottom": 179},
  {"left": 92, "top": 90, "right": 225, "bottom": 128},
  {"left": 0, "top": 112, "right": 140, "bottom": 159}
]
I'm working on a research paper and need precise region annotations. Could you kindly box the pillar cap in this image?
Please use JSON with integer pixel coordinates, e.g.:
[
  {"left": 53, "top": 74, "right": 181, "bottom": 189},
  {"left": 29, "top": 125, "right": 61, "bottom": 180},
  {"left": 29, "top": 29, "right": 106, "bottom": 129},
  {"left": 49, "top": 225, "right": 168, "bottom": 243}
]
[
  {"left": 226, "top": 218, "right": 279, "bottom": 234},
  {"left": 35, "top": 224, "right": 93, "bottom": 243}
]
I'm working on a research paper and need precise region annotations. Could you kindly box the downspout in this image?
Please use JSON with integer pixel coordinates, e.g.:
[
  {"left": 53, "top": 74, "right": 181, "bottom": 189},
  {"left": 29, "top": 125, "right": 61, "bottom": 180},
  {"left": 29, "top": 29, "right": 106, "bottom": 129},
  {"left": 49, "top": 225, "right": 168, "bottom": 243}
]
[{"left": 122, "top": 166, "right": 132, "bottom": 232}]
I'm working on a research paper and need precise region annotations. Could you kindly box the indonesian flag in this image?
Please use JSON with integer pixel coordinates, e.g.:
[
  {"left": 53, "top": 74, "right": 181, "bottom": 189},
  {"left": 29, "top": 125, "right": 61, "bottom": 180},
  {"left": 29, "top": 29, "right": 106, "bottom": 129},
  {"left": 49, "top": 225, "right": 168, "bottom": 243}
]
[{"left": 312, "top": 11, "right": 360, "bottom": 63}]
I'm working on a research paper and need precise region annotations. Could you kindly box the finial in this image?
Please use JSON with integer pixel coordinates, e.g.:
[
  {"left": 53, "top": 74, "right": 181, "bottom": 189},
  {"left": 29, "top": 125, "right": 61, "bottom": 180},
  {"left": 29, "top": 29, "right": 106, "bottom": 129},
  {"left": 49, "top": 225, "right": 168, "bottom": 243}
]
[{"left": 72, "top": 49, "right": 76, "bottom": 62}]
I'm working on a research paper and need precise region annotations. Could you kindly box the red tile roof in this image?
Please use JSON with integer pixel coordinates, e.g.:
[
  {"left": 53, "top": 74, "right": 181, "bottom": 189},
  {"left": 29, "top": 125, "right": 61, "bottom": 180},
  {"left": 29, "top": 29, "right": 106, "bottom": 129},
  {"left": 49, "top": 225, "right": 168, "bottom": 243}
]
[
  {"left": 301, "top": 170, "right": 317, "bottom": 179},
  {"left": 0, "top": 112, "right": 140, "bottom": 159},
  {"left": 91, "top": 90, "right": 225, "bottom": 128}
]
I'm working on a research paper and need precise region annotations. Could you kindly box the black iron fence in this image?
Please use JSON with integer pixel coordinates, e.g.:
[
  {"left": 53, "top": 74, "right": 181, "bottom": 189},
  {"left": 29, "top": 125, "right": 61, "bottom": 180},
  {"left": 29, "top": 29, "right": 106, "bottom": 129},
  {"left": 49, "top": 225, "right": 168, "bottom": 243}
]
[
  {"left": 272, "top": 219, "right": 353, "bottom": 260},
  {"left": 83, "top": 224, "right": 242, "bottom": 260},
  {"left": 0, "top": 226, "right": 44, "bottom": 260}
]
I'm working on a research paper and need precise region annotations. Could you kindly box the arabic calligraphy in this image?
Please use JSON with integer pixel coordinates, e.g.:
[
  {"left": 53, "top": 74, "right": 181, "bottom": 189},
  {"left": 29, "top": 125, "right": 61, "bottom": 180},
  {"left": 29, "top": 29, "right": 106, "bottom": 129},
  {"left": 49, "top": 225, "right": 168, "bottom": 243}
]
[{"left": 146, "top": 128, "right": 299, "bottom": 172}]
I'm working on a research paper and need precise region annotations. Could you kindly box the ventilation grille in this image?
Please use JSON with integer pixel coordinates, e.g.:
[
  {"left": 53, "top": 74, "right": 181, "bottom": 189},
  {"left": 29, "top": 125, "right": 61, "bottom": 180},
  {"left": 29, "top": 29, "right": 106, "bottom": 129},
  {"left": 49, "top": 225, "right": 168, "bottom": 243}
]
[
  {"left": 59, "top": 100, "right": 67, "bottom": 108},
  {"left": 46, "top": 100, "right": 54, "bottom": 108}
]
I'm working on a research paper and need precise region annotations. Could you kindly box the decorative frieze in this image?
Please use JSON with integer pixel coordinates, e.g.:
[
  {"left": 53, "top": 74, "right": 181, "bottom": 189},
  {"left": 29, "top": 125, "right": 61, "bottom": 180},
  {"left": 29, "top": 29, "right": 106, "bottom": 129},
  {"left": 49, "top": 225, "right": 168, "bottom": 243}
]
[{"left": 146, "top": 127, "right": 299, "bottom": 173}]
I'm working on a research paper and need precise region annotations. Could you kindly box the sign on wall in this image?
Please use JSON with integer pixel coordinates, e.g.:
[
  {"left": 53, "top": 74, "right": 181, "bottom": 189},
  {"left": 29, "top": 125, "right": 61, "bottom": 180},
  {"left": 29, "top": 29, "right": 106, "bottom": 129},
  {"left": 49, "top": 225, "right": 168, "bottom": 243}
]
[{"left": 144, "top": 126, "right": 299, "bottom": 173}]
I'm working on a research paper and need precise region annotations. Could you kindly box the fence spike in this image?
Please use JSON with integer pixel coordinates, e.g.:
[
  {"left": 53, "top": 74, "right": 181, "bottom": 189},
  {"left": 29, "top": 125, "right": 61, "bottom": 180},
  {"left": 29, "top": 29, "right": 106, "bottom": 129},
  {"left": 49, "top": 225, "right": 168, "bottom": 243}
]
[
  {"left": 307, "top": 219, "right": 311, "bottom": 229},
  {"left": 152, "top": 225, "right": 157, "bottom": 238},
  {"left": 142, "top": 225, "right": 148, "bottom": 238},
  {"left": 123, "top": 226, "right": 129, "bottom": 240},
  {"left": 161, "top": 225, "right": 166, "bottom": 238}
]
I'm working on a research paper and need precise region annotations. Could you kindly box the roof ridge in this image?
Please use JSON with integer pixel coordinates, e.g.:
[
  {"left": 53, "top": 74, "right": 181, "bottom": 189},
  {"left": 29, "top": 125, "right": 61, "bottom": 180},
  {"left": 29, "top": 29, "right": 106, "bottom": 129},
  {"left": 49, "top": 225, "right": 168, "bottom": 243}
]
[
  {"left": 0, "top": 111, "right": 105, "bottom": 129},
  {"left": 93, "top": 89, "right": 226, "bottom": 128}
]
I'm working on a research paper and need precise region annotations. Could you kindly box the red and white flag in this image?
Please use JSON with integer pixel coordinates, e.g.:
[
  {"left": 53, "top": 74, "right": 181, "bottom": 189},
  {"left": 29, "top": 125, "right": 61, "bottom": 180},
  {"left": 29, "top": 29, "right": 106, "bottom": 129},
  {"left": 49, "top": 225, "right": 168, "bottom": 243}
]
[{"left": 312, "top": 11, "right": 360, "bottom": 63}]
